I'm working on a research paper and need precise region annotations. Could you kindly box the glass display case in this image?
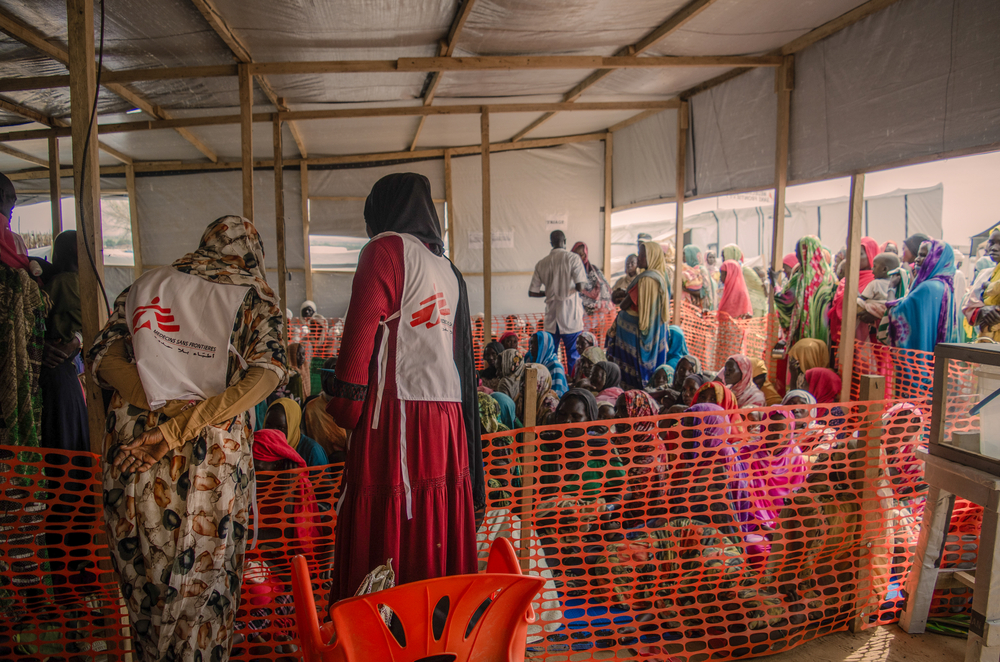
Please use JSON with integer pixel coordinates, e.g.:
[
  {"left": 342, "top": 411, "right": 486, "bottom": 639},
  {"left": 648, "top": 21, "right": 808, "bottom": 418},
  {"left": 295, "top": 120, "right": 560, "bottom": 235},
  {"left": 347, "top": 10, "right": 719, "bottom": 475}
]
[{"left": 930, "top": 342, "right": 1000, "bottom": 475}]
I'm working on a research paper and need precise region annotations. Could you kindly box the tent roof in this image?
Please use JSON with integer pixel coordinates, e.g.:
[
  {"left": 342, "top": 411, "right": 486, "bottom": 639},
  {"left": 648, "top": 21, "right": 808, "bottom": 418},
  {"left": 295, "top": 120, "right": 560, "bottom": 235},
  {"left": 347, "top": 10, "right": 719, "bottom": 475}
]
[{"left": 0, "top": 0, "right": 876, "bottom": 170}]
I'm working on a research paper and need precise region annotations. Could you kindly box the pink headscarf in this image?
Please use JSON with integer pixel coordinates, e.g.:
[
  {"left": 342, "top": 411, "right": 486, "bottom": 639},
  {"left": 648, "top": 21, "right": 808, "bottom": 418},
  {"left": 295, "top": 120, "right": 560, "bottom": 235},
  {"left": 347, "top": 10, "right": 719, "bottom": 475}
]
[
  {"left": 725, "top": 354, "right": 766, "bottom": 408},
  {"left": 718, "top": 260, "right": 752, "bottom": 318},
  {"left": 783, "top": 253, "right": 799, "bottom": 270},
  {"left": 1, "top": 214, "right": 29, "bottom": 271},
  {"left": 251, "top": 429, "right": 320, "bottom": 545}
]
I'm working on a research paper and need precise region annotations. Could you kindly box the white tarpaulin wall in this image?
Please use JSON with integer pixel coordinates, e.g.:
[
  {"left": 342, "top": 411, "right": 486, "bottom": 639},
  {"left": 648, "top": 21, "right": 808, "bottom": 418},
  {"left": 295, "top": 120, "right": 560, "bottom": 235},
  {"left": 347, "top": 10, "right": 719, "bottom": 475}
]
[
  {"left": 612, "top": 109, "right": 690, "bottom": 208},
  {"left": 452, "top": 141, "right": 606, "bottom": 315}
]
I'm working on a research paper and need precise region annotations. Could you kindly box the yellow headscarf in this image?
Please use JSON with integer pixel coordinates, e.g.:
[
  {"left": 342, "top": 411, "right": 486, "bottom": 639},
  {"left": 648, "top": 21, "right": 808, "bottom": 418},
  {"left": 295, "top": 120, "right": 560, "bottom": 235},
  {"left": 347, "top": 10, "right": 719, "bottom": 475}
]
[
  {"left": 267, "top": 398, "right": 302, "bottom": 448},
  {"left": 636, "top": 241, "right": 670, "bottom": 333}
]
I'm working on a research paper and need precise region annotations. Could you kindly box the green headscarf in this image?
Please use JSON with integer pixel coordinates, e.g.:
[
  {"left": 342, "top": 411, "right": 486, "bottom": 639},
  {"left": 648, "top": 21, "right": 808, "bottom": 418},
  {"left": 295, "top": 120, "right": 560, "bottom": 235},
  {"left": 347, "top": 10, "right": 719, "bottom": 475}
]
[
  {"left": 784, "top": 235, "right": 838, "bottom": 347},
  {"left": 683, "top": 245, "right": 701, "bottom": 267}
]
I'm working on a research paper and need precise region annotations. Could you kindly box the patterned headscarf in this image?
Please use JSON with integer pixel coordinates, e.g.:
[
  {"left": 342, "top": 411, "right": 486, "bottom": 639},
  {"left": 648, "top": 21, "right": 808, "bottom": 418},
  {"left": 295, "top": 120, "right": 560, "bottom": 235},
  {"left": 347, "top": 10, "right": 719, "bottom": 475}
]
[
  {"left": 172, "top": 215, "right": 277, "bottom": 306},
  {"left": 619, "top": 389, "right": 658, "bottom": 418},
  {"left": 527, "top": 330, "right": 567, "bottom": 395},
  {"left": 787, "top": 235, "right": 838, "bottom": 347},
  {"left": 578, "top": 331, "right": 598, "bottom": 350},
  {"left": 582, "top": 346, "right": 607, "bottom": 365},
  {"left": 724, "top": 354, "right": 765, "bottom": 408},
  {"left": 887, "top": 239, "right": 958, "bottom": 347},
  {"left": 495, "top": 349, "right": 526, "bottom": 400},
  {"left": 782, "top": 389, "right": 817, "bottom": 405},
  {"left": 478, "top": 391, "right": 504, "bottom": 434}
]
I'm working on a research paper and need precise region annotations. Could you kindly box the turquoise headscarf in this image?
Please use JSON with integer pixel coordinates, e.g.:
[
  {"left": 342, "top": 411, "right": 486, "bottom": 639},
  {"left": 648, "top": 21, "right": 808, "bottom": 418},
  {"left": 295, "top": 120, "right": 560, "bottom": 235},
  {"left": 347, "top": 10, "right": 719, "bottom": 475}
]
[
  {"left": 683, "top": 245, "right": 701, "bottom": 267},
  {"left": 490, "top": 392, "right": 521, "bottom": 430},
  {"left": 526, "top": 330, "right": 568, "bottom": 396},
  {"left": 664, "top": 325, "right": 689, "bottom": 369}
]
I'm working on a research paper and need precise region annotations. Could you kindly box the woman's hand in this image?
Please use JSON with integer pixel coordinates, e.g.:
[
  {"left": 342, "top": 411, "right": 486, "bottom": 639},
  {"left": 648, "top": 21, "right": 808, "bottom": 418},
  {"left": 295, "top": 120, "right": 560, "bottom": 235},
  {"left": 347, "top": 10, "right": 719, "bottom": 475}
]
[
  {"left": 113, "top": 427, "right": 169, "bottom": 475},
  {"left": 43, "top": 336, "right": 81, "bottom": 368}
]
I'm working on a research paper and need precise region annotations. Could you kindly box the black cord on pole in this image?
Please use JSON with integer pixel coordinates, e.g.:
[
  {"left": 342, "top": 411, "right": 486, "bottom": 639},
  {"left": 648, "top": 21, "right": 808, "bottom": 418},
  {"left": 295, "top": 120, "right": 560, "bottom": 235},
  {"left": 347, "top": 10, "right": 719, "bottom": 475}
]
[{"left": 76, "top": 0, "right": 111, "bottom": 313}]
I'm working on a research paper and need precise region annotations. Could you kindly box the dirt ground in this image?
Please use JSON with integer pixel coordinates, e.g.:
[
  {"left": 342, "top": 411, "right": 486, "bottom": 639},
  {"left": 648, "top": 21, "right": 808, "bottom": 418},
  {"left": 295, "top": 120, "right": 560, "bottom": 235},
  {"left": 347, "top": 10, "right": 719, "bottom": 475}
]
[{"left": 763, "top": 625, "right": 965, "bottom": 661}]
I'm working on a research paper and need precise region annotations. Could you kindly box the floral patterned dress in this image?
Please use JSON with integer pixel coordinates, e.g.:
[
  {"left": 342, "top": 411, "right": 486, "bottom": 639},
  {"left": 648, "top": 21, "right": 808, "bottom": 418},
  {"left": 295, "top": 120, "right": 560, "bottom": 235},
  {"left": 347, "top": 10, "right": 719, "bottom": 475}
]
[{"left": 91, "top": 217, "right": 286, "bottom": 662}]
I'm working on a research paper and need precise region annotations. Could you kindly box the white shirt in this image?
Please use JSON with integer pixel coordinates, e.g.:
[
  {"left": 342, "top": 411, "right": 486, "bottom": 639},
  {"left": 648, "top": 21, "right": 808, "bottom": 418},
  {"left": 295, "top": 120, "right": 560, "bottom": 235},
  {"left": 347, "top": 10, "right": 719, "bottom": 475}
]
[{"left": 529, "top": 247, "right": 589, "bottom": 335}]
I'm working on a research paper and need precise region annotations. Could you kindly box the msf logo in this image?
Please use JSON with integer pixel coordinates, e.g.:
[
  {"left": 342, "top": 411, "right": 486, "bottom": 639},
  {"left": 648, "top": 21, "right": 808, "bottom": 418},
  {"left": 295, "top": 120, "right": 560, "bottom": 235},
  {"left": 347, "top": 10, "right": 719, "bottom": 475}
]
[
  {"left": 410, "top": 290, "right": 451, "bottom": 329},
  {"left": 132, "top": 297, "right": 181, "bottom": 334}
]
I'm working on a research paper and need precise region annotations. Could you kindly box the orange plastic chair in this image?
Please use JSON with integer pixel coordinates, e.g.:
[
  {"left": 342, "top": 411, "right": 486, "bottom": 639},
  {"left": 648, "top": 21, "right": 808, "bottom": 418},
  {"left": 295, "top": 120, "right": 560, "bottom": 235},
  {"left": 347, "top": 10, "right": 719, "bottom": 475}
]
[{"left": 291, "top": 537, "right": 544, "bottom": 662}]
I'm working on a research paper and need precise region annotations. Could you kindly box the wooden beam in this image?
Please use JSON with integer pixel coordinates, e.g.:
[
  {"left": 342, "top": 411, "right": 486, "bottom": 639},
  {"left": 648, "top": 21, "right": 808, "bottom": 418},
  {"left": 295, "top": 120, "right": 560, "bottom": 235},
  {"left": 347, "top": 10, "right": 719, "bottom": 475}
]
[
  {"left": 125, "top": 164, "right": 143, "bottom": 279},
  {"left": 444, "top": 150, "right": 455, "bottom": 261},
  {"left": 190, "top": 0, "right": 307, "bottom": 158},
  {"left": 481, "top": 108, "right": 492, "bottom": 344},
  {"left": 603, "top": 134, "right": 613, "bottom": 277},
  {"left": 67, "top": 0, "right": 107, "bottom": 453},
  {"left": 0, "top": 53, "right": 782, "bottom": 93},
  {"left": 0, "top": 6, "right": 211, "bottom": 161},
  {"left": 408, "top": 116, "right": 428, "bottom": 152},
  {"left": 300, "top": 162, "right": 312, "bottom": 303},
  {"left": 239, "top": 63, "right": 254, "bottom": 220},
  {"left": 673, "top": 102, "right": 688, "bottom": 326},
  {"left": 512, "top": 0, "right": 721, "bottom": 142},
  {"left": 273, "top": 117, "right": 287, "bottom": 320},
  {"left": 767, "top": 56, "right": 793, "bottom": 379},
  {"left": 398, "top": 55, "right": 780, "bottom": 72},
  {"left": 839, "top": 173, "right": 865, "bottom": 402},
  {"left": 47, "top": 136, "right": 61, "bottom": 236},
  {"left": 0, "top": 142, "right": 47, "bottom": 168}
]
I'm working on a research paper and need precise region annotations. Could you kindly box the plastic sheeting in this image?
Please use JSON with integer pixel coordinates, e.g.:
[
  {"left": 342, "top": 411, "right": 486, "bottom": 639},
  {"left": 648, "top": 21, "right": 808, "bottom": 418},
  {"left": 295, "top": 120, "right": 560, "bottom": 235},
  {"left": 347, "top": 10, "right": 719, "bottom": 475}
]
[
  {"left": 451, "top": 141, "right": 605, "bottom": 313},
  {"left": 134, "top": 168, "right": 303, "bottom": 271},
  {"left": 612, "top": 110, "right": 679, "bottom": 208},
  {"left": 790, "top": 0, "right": 1000, "bottom": 181},
  {"left": 690, "top": 66, "right": 777, "bottom": 197},
  {"left": 307, "top": 159, "right": 445, "bottom": 237}
]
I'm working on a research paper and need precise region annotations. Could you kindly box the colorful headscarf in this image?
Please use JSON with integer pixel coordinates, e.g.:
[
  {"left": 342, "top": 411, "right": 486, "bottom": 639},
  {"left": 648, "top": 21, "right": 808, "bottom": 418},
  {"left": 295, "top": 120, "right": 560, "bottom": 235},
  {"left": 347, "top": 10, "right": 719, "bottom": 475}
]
[
  {"left": 783, "top": 253, "right": 799, "bottom": 270},
  {"left": 781, "top": 389, "right": 817, "bottom": 405},
  {"left": 830, "top": 236, "right": 880, "bottom": 347},
  {"left": 724, "top": 354, "right": 766, "bottom": 408},
  {"left": 499, "top": 330, "right": 519, "bottom": 347},
  {"left": 651, "top": 364, "right": 674, "bottom": 387},
  {"left": 571, "top": 241, "right": 592, "bottom": 272},
  {"left": 517, "top": 363, "right": 559, "bottom": 423},
  {"left": 664, "top": 325, "right": 689, "bottom": 369},
  {"left": 886, "top": 240, "right": 959, "bottom": 350},
  {"left": 478, "top": 391, "right": 504, "bottom": 434},
  {"left": 804, "top": 368, "right": 842, "bottom": 404},
  {"left": 718, "top": 260, "right": 752, "bottom": 318},
  {"left": 267, "top": 398, "right": 303, "bottom": 449},
  {"left": 578, "top": 331, "right": 598, "bottom": 350},
  {"left": 721, "top": 244, "right": 744, "bottom": 263},
  {"left": 581, "top": 345, "right": 607, "bottom": 368},
  {"left": 785, "top": 235, "right": 838, "bottom": 347},
  {"left": 252, "top": 429, "right": 319, "bottom": 542},
  {"left": 632, "top": 241, "right": 671, "bottom": 332},
  {"left": 253, "top": 428, "right": 305, "bottom": 467},
  {"left": 694, "top": 381, "right": 740, "bottom": 411},
  {"left": 527, "top": 330, "right": 568, "bottom": 395},
  {"left": 619, "top": 389, "right": 658, "bottom": 419}
]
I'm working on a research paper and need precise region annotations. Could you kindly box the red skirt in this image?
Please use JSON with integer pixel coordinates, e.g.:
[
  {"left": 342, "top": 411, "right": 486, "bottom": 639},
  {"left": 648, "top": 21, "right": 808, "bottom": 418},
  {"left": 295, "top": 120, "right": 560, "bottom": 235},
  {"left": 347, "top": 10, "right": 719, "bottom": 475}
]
[{"left": 329, "top": 398, "right": 477, "bottom": 604}]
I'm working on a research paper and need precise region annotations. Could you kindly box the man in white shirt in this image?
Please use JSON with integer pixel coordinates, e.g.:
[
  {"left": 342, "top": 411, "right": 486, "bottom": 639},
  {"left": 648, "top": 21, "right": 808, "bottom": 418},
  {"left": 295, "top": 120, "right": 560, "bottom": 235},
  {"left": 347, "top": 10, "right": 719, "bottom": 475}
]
[{"left": 528, "top": 231, "right": 590, "bottom": 373}]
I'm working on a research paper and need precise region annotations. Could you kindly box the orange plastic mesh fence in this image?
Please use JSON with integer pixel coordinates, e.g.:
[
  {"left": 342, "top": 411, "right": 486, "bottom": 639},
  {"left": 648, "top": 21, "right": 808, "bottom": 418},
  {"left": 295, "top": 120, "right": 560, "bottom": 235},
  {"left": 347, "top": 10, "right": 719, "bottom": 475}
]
[
  {"left": 0, "top": 399, "right": 979, "bottom": 661},
  {"left": 679, "top": 303, "right": 769, "bottom": 374},
  {"left": 850, "top": 341, "right": 975, "bottom": 403}
]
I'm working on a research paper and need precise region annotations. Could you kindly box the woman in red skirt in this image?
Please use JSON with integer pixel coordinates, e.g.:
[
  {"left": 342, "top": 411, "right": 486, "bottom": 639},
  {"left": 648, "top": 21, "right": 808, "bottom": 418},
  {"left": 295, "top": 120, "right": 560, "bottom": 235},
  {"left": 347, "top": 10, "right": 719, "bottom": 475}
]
[{"left": 326, "top": 173, "right": 483, "bottom": 603}]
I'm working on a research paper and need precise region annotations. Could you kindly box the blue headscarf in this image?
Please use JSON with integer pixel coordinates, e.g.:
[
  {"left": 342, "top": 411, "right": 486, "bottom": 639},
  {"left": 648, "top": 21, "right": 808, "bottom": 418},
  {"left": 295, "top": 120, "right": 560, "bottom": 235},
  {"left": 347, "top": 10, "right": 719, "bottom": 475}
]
[
  {"left": 526, "top": 331, "right": 568, "bottom": 396},
  {"left": 664, "top": 325, "right": 689, "bottom": 370},
  {"left": 490, "top": 392, "right": 522, "bottom": 430},
  {"left": 886, "top": 240, "right": 959, "bottom": 352}
]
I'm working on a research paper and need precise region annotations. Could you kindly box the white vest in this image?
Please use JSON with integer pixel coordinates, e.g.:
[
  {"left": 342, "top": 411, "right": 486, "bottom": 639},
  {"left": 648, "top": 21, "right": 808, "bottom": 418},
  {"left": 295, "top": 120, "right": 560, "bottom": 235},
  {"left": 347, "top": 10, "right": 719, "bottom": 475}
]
[{"left": 126, "top": 267, "right": 250, "bottom": 410}]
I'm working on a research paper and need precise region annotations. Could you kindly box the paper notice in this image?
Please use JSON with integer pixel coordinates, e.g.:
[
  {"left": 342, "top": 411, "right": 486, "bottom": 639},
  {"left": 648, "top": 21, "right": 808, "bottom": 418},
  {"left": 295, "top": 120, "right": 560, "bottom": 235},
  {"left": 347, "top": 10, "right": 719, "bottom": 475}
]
[{"left": 468, "top": 229, "right": 515, "bottom": 250}]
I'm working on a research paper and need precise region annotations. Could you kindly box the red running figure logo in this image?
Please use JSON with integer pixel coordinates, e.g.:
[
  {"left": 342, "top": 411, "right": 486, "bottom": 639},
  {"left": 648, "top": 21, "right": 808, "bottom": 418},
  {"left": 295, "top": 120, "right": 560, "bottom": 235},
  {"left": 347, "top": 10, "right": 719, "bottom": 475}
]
[
  {"left": 409, "top": 290, "right": 451, "bottom": 329},
  {"left": 132, "top": 297, "right": 181, "bottom": 333}
]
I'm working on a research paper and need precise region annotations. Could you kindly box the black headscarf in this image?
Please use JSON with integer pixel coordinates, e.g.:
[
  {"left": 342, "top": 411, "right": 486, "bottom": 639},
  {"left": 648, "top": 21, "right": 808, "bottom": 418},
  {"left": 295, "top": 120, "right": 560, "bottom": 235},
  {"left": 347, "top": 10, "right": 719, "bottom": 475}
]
[
  {"left": 904, "top": 233, "right": 931, "bottom": 260},
  {"left": 364, "top": 173, "right": 445, "bottom": 256},
  {"left": 560, "top": 388, "right": 600, "bottom": 422},
  {"left": 363, "top": 172, "right": 484, "bottom": 509},
  {"left": 480, "top": 341, "right": 505, "bottom": 380},
  {"left": 595, "top": 361, "right": 621, "bottom": 391}
]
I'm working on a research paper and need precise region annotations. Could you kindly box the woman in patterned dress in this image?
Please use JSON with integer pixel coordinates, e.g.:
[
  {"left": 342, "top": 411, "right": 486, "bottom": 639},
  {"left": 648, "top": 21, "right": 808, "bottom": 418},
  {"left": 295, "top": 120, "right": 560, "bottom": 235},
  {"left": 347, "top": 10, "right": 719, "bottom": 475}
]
[{"left": 90, "top": 216, "right": 286, "bottom": 662}]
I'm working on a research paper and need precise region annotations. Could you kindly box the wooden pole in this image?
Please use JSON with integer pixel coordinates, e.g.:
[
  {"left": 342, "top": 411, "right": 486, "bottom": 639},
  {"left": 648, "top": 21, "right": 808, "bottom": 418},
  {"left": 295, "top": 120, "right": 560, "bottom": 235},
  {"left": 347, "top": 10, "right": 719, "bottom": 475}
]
[
  {"left": 673, "top": 101, "right": 688, "bottom": 326},
  {"left": 603, "top": 134, "right": 613, "bottom": 277},
  {"left": 850, "top": 374, "right": 887, "bottom": 632},
  {"left": 47, "top": 135, "right": 62, "bottom": 237},
  {"left": 125, "top": 164, "right": 143, "bottom": 279},
  {"left": 273, "top": 117, "right": 287, "bottom": 318},
  {"left": 444, "top": 149, "right": 455, "bottom": 260},
  {"left": 66, "top": 0, "right": 107, "bottom": 451},
  {"left": 519, "top": 366, "right": 538, "bottom": 571},
  {"left": 839, "top": 173, "right": 865, "bottom": 402},
  {"left": 768, "top": 55, "right": 793, "bottom": 379},
  {"left": 481, "top": 107, "right": 492, "bottom": 343},
  {"left": 300, "top": 162, "right": 312, "bottom": 303},
  {"left": 239, "top": 62, "right": 254, "bottom": 221}
]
